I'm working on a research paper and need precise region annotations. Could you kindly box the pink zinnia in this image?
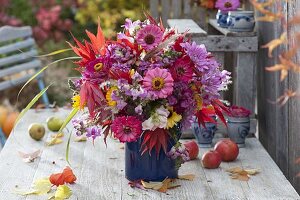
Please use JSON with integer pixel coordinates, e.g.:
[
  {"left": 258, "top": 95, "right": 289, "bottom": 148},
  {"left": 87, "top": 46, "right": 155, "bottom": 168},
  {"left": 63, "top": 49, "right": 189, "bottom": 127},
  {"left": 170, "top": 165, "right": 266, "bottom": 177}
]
[
  {"left": 111, "top": 116, "right": 142, "bottom": 143},
  {"left": 215, "top": 0, "right": 240, "bottom": 12},
  {"left": 136, "top": 24, "right": 163, "bottom": 50},
  {"left": 170, "top": 56, "right": 193, "bottom": 82},
  {"left": 143, "top": 68, "right": 174, "bottom": 99}
]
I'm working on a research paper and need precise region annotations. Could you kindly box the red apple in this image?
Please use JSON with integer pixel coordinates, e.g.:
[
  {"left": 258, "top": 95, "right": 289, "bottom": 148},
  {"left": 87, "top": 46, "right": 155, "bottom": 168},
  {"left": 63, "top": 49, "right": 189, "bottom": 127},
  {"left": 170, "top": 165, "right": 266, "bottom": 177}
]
[
  {"left": 184, "top": 141, "right": 199, "bottom": 160},
  {"left": 214, "top": 139, "right": 239, "bottom": 162},
  {"left": 201, "top": 150, "right": 222, "bottom": 169}
]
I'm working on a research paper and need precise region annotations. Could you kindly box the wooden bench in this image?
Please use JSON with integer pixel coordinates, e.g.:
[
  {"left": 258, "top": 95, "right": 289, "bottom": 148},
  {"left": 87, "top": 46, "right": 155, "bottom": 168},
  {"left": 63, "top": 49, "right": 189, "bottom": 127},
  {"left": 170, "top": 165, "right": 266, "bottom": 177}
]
[
  {"left": 168, "top": 19, "right": 258, "bottom": 134},
  {"left": 0, "top": 109, "right": 298, "bottom": 199}
]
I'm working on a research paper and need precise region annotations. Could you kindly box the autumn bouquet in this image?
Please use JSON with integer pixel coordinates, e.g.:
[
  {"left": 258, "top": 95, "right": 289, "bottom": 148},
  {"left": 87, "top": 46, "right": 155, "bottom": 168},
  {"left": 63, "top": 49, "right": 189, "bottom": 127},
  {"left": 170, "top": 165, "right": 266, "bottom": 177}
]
[{"left": 68, "top": 15, "right": 231, "bottom": 181}]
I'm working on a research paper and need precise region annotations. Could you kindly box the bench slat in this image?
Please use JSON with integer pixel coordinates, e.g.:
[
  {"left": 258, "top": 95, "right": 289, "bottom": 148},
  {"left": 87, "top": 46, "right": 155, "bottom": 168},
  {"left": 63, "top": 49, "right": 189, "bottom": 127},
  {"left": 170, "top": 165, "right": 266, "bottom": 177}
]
[
  {"left": 0, "top": 59, "right": 41, "bottom": 78},
  {"left": 0, "top": 26, "right": 32, "bottom": 42},
  {"left": 0, "top": 49, "right": 38, "bottom": 67},
  {"left": 0, "top": 72, "right": 42, "bottom": 91},
  {"left": 0, "top": 38, "right": 35, "bottom": 54},
  {"left": 167, "top": 19, "right": 207, "bottom": 37}
]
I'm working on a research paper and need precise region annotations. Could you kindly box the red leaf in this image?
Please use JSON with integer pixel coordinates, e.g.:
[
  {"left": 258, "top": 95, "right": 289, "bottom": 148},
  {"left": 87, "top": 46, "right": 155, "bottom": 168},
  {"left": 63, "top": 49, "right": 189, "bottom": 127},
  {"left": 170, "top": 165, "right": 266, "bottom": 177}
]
[
  {"left": 141, "top": 129, "right": 169, "bottom": 157},
  {"left": 49, "top": 166, "right": 77, "bottom": 186},
  {"left": 63, "top": 167, "right": 77, "bottom": 184},
  {"left": 49, "top": 173, "right": 65, "bottom": 186}
]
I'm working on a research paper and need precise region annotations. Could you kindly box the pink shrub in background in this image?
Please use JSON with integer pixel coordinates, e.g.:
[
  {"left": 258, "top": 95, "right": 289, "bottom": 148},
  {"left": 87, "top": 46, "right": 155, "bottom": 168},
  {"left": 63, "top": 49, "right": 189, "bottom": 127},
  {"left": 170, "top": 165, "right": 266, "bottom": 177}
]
[{"left": 228, "top": 106, "right": 251, "bottom": 118}]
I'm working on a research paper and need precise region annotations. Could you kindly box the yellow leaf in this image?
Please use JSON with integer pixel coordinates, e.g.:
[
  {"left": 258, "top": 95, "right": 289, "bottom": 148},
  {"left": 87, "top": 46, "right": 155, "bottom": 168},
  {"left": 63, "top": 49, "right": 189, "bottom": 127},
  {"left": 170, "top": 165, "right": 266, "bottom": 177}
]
[
  {"left": 54, "top": 185, "right": 72, "bottom": 200},
  {"left": 262, "top": 32, "right": 287, "bottom": 57},
  {"left": 47, "top": 138, "right": 63, "bottom": 146},
  {"left": 178, "top": 174, "right": 195, "bottom": 181},
  {"left": 51, "top": 133, "right": 64, "bottom": 138},
  {"left": 15, "top": 178, "right": 52, "bottom": 195},
  {"left": 74, "top": 135, "right": 87, "bottom": 142},
  {"left": 141, "top": 180, "right": 163, "bottom": 190},
  {"left": 226, "top": 167, "right": 243, "bottom": 174},
  {"left": 158, "top": 179, "right": 171, "bottom": 193},
  {"left": 245, "top": 169, "right": 260, "bottom": 175},
  {"left": 226, "top": 167, "right": 260, "bottom": 181}
]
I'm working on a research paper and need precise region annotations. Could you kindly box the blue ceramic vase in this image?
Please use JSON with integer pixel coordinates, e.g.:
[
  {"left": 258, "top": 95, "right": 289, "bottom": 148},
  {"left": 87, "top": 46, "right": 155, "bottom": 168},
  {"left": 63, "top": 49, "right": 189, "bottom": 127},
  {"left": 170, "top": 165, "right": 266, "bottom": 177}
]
[
  {"left": 216, "top": 10, "right": 229, "bottom": 28},
  {"left": 125, "top": 128, "right": 181, "bottom": 181},
  {"left": 192, "top": 118, "right": 216, "bottom": 147},
  {"left": 227, "top": 116, "right": 250, "bottom": 147}
]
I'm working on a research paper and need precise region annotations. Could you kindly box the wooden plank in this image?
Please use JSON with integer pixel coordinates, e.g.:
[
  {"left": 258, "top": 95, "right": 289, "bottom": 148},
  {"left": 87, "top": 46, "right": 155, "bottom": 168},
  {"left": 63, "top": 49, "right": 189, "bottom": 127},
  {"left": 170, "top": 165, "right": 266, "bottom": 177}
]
[
  {"left": 0, "top": 72, "right": 43, "bottom": 91},
  {"left": 161, "top": 0, "right": 171, "bottom": 26},
  {"left": 0, "top": 26, "right": 32, "bottom": 42},
  {"left": 209, "top": 19, "right": 257, "bottom": 37},
  {"left": 150, "top": 0, "right": 159, "bottom": 20},
  {"left": 172, "top": 0, "right": 182, "bottom": 18},
  {"left": 234, "top": 52, "right": 256, "bottom": 116},
  {"left": 0, "top": 38, "right": 35, "bottom": 54},
  {"left": 193, "top": 35, "right": 258, "bottom": 52},
  {"left": 0, "top": 49, "right": 37, "bottom": 67},
  {"left": 167, "top": 19, "right": 207, "bottom": 37},
  {"left": 183, "top": 0, "right": 191, "bottom": 18},
  {"left": 0, "top": 60, "right": 41, "bottom": 78}
]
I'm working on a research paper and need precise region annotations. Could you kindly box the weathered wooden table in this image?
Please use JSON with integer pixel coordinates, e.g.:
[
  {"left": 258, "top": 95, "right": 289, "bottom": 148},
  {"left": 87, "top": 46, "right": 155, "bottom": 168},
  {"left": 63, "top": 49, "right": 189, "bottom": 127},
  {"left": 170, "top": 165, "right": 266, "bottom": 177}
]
[{"left": 0, "top": 109, "right": 299, "bottom": 199}]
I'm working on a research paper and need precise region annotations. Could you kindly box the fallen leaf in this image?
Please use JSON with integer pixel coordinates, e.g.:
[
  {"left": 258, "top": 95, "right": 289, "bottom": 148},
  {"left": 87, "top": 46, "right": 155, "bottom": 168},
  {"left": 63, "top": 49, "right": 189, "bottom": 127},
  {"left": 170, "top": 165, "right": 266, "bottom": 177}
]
[
  {"left": 51, "top": 133, "right": 64, "bottom": 138},
  {"left": 47, "top": 138, "right": 63, "bottom": 146},
  {"left": 178, "top": 174, "right": 195, "bottom": 181},
  {"left": 18, "top": 149, "right": 41, "bottom": 163},
  {"left": 226, "top": 167, "right": 260, "bottom": 181},
  {"left": 128, "top": 180, "right": 146, "bottom": 190},
  {"left": 158, "top": 178, "right": 171, "bottom": 193},
  {"left": 74, "top": 135, "right": 87, "bottom": 142},
  {"left": 15, "top": 178, "right": 52, "bottom": 195},
  {"left": 141, "top": 180, "right": 163, "bottom": 190},
  {"left": 50, "top": 167, "right": 77, "bottom": 186},
  {"left": 54, "top": 185, "right": 72, "bottom": 200}
]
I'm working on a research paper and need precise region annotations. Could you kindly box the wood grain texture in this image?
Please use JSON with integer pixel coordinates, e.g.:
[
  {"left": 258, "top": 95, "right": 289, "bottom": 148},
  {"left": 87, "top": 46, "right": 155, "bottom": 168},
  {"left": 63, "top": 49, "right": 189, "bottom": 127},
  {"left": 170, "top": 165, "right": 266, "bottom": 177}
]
[
  {"left": 171, "top": 0, "right": 181, "bottom": 18},
  {"left": 0, "top": 26, "right": 32, "bottom": 42},
  {"left": 167, "top": 19, "right": 207, "bottom": 36},
  {"left": 150, "top": 0, "right": 159, "bottom": 20},
  {"left": 0, "top": 110, "right": 298, "bottom": 199}
]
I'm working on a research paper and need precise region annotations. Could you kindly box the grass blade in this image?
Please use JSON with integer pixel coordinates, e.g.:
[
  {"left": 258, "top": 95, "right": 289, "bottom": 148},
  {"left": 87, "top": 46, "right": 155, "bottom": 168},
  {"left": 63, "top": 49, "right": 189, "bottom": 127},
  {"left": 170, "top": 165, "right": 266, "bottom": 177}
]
[
  {"left": 18, "top": 48, "right": 72, "bottom": 57},
  {"left": 14, "top": 84, "right": 52, "bottom": 128},
  {"left": 66, "top": 132, "right": 72, "bottom": 166},
  {"left": 17, "top": 56, "right": 80, "bottom": 102}
]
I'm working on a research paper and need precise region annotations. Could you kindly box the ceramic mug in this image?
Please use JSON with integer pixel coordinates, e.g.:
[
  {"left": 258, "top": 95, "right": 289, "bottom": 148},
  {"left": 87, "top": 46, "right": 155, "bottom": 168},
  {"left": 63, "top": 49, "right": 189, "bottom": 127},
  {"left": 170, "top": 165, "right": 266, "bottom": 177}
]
[
  {"left": 227, "top": 11, "right": 255, "bottom": 32},
  {"left": 216, "top": 10, "right": 229, "bottom": 28}
]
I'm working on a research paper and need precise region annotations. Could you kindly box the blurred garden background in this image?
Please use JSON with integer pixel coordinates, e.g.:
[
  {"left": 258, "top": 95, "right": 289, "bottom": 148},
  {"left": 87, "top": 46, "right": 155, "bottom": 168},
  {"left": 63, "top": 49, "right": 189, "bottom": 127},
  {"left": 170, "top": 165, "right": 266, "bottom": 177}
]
[{"left": 0, "top": 0, "right": 149, "bottom": 108}]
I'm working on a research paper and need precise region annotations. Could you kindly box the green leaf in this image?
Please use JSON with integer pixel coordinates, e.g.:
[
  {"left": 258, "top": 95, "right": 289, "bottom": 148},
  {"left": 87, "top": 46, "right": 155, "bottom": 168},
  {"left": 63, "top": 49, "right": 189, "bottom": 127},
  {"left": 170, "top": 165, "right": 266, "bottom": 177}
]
[
  {"left": 17, "top": 56, "right": 80, "bottom": 102},
  {"left": 66, "top": 132, "right": 72, "bottom": 166},
  {"left": 14, "top": 85, "right": 52, "bottom": 128}
]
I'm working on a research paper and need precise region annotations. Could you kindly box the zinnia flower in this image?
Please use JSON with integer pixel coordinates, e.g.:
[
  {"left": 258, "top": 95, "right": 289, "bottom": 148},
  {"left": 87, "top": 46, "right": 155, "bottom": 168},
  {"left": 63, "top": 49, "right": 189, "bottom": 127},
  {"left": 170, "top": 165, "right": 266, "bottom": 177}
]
[
  {"left": 167, "top": 108, "right": 182, "bottom": 129},
  {"left": 136, "top": 24, "right": 163, "bottom": 50},
  {"left": 143, "top": 67, "right": 174, "bottom": 99},
  {"left": 142, "top": 106, "right": 169, "bottom": 131},
  {"left": 215, "top": 0, "right": 240, "bottom": 12},
  {"left": 170, "top": 56, "right": 193, "bottom": 82},
  {"left": 111, "top": 116, "right": 142, "bottom": 143}
]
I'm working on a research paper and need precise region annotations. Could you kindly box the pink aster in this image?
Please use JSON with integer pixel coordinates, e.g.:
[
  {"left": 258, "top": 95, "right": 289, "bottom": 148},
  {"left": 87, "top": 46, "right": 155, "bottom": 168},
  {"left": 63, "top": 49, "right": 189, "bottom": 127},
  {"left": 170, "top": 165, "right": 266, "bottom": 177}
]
[
  {"left": 143, "top": 67, "right": 174, "bottom": 99},
  {"left": 111, "top": 116, "right": 142, "bottom": 143},
  {"left": 215, "top": 0, "right": 240, "bottom": 12},
  {"left": 170, "top": 56, "right": 193, "bottom": 82},
  {"left": 136, "top": 24, "right": 163, "bottom": 50}
]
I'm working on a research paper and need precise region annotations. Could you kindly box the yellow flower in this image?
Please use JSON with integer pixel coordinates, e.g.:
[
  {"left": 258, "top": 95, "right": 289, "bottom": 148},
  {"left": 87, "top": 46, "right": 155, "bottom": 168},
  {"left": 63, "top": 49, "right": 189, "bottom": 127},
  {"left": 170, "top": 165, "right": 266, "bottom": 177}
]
[
  {"left": 72, "top": 95, "right": 82, "bottom": 109},
  {"left": 167, "top": 108, "right": 182, "bottom": 129},
  {"left": 106, "top": 86, "right": 118, "bottom": 107},
  {"left": 194, "top": 94, "right": 203, "bottom": 111}
]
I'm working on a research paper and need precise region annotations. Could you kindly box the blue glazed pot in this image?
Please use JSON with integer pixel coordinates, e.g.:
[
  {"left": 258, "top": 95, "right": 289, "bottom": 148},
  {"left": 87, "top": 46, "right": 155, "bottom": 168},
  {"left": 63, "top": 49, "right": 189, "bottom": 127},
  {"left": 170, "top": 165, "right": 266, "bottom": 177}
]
[
  {"left": 125, "top": 128, "right": 181, "bottom": 181},
  {"left": 216, "top": 10, "right": 229, "bottom": 28},
  {"left": 227, "top": 11, "right": 255, "bottom": 32},
  {"left": 227, "top": 116, "right": 250, "bottom": 147},
  {"left": 192, "top": 118, "right": 216, "bottom": 147}
]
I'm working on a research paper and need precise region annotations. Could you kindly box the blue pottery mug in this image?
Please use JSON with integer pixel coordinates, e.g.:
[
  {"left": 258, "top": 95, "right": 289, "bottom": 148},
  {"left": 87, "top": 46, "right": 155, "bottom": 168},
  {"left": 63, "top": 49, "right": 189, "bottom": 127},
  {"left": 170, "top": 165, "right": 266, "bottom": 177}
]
[
  {"left": 216, "top": 10, "right": 229, "bottom": 28},
  {"left": 227, "top": 116, "right": 250, "bottom": 147},
  {"left": 192, "top": 118, "right": 217, "bottom": 148},
  {"left": 227, "top": 11, "right": 255, "bottom": 32}
]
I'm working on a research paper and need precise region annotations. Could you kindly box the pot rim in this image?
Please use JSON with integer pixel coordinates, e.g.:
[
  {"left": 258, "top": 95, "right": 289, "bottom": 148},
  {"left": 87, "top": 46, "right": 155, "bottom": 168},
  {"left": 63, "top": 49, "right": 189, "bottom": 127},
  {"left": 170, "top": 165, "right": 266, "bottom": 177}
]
[
  {"left": 228, "top": 10, "right": 254, "bottom": 15},
  {"left": 227, "top": 116, "right": 250, "bottom": 123}
]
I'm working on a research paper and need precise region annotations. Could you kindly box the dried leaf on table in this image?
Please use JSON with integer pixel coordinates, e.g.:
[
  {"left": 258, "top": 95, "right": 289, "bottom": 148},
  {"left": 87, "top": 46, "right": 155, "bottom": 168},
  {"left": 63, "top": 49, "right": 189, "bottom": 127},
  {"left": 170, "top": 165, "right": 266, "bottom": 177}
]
[
  {"left": 141, "top": 180, "right": 163, "bottom": 190},
  {"left": 51, "top": 132, "right": 64, "bottom": 138},
  {"left": 178, "top": 174, "right": 195, "bottom": 181},
  {"left": 158, "top": 179, "right": 171, "bottom": 193},
  {"left": 15, "top": 178, "right": 52, "bottom": 195},
  {"left": 141, "top": 178, "right": 180, "bottom": 193},
  {"left": 74, "top": 135, "right": 87, "bottom": 142},
  {"left": 226, "top": 167, "right": 260, "bottom": 181},
  {"left": 18, "top": 149, "right": 41, "bottom": 163},
  {"left": 47, "top": 138, "right": 63, "bottom": 146},
  {"left": 48, "top": 185, "right": 72, "bottom": 200},
  {"left": 50, "top": 167, "right": 77, "bottom": 186}
]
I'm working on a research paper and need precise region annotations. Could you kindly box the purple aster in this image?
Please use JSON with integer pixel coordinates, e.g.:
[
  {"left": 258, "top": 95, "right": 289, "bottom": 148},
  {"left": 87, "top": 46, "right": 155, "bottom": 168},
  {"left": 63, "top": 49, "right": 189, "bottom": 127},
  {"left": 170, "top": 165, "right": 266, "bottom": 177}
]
[
  {"left": 215, "top": 0, "right": 240, "bottom": 12},
  {"left": 86, "top": 126, "right": 102, "bottom": 141},
  {"left": 136, "top": 24, "right": 163, "bottom": 50},
  {"left": 122, "top": 18, "right": 141, "bottom": 35},
  {"left": 72, "top": 117, "right": 86, "bottom": 136},
  {"left": 106, "top": 43, "right": 136, "bottom": 72}
]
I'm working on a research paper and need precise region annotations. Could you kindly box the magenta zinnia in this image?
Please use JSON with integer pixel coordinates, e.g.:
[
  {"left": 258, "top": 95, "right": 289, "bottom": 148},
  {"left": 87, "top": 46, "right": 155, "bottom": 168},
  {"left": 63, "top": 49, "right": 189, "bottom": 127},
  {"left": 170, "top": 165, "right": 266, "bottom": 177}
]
[
  {"left": 215, "top": 0, "right": 240, "bottom": 12},
  {"left": 136, "top": 24, "right": 163, "bottom": 50},
  {"left": 111, "top": 116, "right": 142, "bottom": 143},
  {"left": 143, "top": 67, "right": 174, "bottom": 99},
  {"left": 170, "top": 56, "right": 193, "bottom": 82}
]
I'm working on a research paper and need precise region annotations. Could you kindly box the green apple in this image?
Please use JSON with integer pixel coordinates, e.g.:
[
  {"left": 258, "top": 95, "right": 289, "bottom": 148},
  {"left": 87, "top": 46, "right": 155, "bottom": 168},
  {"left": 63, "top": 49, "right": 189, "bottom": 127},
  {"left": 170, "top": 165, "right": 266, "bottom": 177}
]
[
  {"left": 47, "top": 116, "right": 64, "bottom": 132},
  {"left": 28, "top": 123, "right": 45, "bottom": 140}
]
